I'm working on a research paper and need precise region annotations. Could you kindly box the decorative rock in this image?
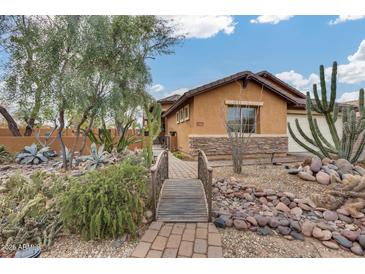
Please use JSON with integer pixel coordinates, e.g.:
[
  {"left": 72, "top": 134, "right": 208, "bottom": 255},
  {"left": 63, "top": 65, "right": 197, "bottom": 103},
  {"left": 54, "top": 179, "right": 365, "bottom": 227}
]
[
  {"left": 288, "top": 202, "right": 298, "bottom": 209},
  {"left": 335, "top": 158, "right": 353, "bottom": 175},
  {"left": 214, "top": 217, "right": 226, "bottom": 228},
  {"left": 290, "top": 207, "right": 303, "bottom": 217},
  {"left": 283, "top": 191, "right": 296, "bottom": 200},
  {"left": 276, "top": 202, "right": 290, "bottom": 213},
  {"left": 351, "top": 211, "right": 365, "bottom": 219},
  {"left": 233, "top": 219, "right": 248, "bottom": 230},
  {"left": 225, "top": 219, "right": 233, "bottom": 227},
  {"left": 332, "top": 233, "right": 353, "bottom": 248},
  {"left": 321, "top": 157, "right": 332, "bottom": 165},
  {"left": 287, "top": 168, "right": 300, "bottom": 175},
  {"left": 323, "top": 210, "right": 338, "bottom": 221},
  {"left": 268, "top": 217, "right": 279, "bottom": 228},
  {"left": 341, "top": 230, "right": 360, "bottom": 242},
  {"left": 259, "top": 197, "right": 268, "bottom": 205},
  {"left": 298, "top": 203, "right": 312, "bottom": 211},
  {"left": 277, "top": 226, "right": 291, "bottom": 235},
  {"left": 278, "top": 218, "right": 290, "bottom": 227},
  {"left": 321, "top": 230, "right": 332, "bottom": 241},
  {"left": 243, "top": 193, "right": 254, "bottom": 202},
  {"left": 290, "top": 231, "right": 304, "bottom": 241},
  {"left": 310, "top": 156, "right": 322, "bottom": 172},
  {"left": 301, "top": 220, "right": 315, "bottom": 237},
  {"left": 312, "top": 227, "right": 324, "bottom": 240},
  {"left": 316, "top": 171, "right": 330, "bottom": 185},
  {"left": 338, "top": 214, "right": 353, "bottom": 224},
  {"left": 298, "top": 171, "right": 316, "bottom": 181},
  {"left": 351, "top": 242, "right": 364, "bottom": 256},
  {"left": 255, "top": 215, "right": 269, "bottom": 227},
  {"left": 322, "top": 241, "right": 339, "bottom": 250},
  {"left": 290, "top": 220, "right": 301, "bottom": 232},
  {"left": 246, "top": 216, "right": 257, "bottom": 226},
  {"left": 257, "top": 226, "right": 272, "bottom": 236},
  {"left": 358, "top": 235, "right": 365, "bottom": 248},
  {"left": 280, "top": 196, "right": 291, "bottom": 206},
  {"left": 145, "top": 210, "right": 153, "bottom": 220},
  {"left": 336, "top": 208, "right": 350, "bottom": 216},
  {"left": 354, "top": 165, "right": 365, "bottom": 176}
]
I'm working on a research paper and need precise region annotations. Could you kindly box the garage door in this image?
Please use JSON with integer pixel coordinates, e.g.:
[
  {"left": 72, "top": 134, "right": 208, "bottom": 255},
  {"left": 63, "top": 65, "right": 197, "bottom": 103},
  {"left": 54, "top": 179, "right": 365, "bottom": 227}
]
[{"left": 287, "top": 114, "right": 343, "bottom": 153}]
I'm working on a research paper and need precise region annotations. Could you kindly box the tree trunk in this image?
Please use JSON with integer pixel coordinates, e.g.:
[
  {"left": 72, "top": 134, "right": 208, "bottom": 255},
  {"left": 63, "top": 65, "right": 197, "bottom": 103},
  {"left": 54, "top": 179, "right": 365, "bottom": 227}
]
[
  {"left": 57, "top": 108, "right": 68, "bottom": 170},
  {"left": 79, "top": 115, "right": 95, "bottom": 157},
  {"left": 24, "top": 117, "right": 35, "bottom": 136},
  {"left": 0, "top": 105, "right": 21, "bottom": 136}
]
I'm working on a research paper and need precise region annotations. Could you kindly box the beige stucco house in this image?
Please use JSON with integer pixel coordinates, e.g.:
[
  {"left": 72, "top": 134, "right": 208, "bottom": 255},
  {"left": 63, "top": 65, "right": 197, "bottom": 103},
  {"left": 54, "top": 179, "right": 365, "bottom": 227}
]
[{"left": 157, "top": 70, "right": 342, "bottom": 159}]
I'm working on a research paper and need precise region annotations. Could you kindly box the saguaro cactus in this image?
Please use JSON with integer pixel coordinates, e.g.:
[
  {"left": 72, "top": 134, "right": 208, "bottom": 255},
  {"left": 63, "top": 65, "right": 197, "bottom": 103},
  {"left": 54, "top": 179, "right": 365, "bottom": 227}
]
[
  {"left": 143, "top": 100, "right": 162, "bottom": 167},
  {"left": 288, "top": 61, "right": 365, "bottom": 163}
]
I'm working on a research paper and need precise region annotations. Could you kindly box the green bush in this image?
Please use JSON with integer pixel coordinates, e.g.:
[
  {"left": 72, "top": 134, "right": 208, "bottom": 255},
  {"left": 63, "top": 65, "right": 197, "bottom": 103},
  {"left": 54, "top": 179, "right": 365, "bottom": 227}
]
[
  {"left": 61, "top": 161, "right": 148, "bottom": 240},
  {"left": 172, "top": 151, "right": 183, "bottom": 160}
]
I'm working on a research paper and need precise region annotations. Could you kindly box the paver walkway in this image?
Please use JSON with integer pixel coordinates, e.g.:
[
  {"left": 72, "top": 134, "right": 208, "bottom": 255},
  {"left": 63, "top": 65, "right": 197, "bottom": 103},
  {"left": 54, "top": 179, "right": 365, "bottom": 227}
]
[
  {"left": 131, "top": 221, "right": 223, "bottom": 258},
  {"left": 168, "top": 152, "right": 197, "bottom": 179}
]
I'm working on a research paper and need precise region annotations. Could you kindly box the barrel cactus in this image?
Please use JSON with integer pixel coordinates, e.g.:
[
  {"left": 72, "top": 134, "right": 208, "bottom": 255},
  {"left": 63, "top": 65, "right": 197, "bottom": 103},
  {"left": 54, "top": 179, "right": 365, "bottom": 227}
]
[{"left": 288, "top": 61, "right": 365, "bottom": 163}]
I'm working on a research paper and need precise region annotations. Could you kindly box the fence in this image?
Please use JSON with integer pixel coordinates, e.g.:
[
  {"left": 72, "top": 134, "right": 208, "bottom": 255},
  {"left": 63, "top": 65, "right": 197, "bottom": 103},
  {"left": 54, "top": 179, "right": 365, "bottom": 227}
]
[{"left": 0, "top": 127, "right": 143, "bottom": 155}]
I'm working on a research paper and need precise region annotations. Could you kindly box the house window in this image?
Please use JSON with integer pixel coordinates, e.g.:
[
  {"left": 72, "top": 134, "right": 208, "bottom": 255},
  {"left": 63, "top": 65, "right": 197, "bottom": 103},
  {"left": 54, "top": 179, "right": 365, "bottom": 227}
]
[
  {"left": 179, "top": 109, "right": 184, "bottom": 123},
  {"left": 227, "top": 106, "right": 257, "bottom": 133},
  {"left": 184, "top": 105, "right": 190, "bottom": 121},
  {"left": 176, "top": 111, "right": 180, "bottom": 124}
]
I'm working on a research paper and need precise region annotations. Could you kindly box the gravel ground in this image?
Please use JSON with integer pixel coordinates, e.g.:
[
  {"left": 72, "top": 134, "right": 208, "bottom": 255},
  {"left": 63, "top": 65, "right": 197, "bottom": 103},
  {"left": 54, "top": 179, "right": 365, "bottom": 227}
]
[
  {"left": 221, "top": 228, "right": 357, "bottom": 258},
  {"left": 213, "top": 163, "right": 328, "bottom": 199},
  {"left": 41, "top": 234, "right": 138, "bottom": 258}
]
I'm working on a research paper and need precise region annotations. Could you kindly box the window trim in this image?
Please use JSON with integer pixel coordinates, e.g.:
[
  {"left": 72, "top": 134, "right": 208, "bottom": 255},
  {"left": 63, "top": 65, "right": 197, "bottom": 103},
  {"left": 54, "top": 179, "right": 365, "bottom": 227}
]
[
  {"left": 184, "top": 105, "right": 190, "bottom": 121},
  {"left": 176, "top": 111, "right": 180, "bottom": 124},
  {"left": 227, "top": 105, "right": 257, "bottom": 134}
]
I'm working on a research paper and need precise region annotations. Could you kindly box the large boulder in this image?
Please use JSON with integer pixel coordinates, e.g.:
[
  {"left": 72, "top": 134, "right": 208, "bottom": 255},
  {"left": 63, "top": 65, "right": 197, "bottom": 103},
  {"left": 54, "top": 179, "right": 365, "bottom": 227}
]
[
  {"left": 310, "top": 156, "right": 322, "bottom": 172},
  {"left": 354, "top": 165, "right": 365, "bottom": 176}
]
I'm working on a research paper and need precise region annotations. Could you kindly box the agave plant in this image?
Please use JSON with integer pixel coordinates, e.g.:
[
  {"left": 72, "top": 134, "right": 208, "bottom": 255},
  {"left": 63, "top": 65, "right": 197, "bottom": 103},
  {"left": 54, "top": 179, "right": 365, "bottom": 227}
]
[
  {"left": 16, "top": 144, "right": 53, "bottom": 165},
  {"left": 79, "top": 143, "right": 109, "bottom": 170}
]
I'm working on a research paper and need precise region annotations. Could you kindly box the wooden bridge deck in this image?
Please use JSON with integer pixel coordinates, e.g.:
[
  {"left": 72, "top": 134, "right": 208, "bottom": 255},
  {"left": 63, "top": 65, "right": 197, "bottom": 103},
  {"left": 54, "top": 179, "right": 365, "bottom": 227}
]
[{"left": 156, "top": 178, "right": 209, "bottom": 222}]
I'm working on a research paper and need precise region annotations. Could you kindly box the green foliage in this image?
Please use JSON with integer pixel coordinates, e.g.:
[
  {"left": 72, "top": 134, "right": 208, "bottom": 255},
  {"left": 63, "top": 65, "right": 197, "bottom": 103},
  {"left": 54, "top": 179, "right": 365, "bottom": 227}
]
[
  {"left": 61, "top": 161, "right": 148, "bottom": 240},
  {"left": 0, "top": 144, "right": 13, "bottom": 163},
  {"left": 173, "top": 151, "right": 183, "bottom": 160},
  {"left": 87, "top": 121, "right": 140, "bottom": 153},
  {"left": 288, "top": 61, "right": 365, "bottom": 163},
  {"left": 78, "top": 143, "right": 110, "bottom": 170},
  {"left": 15, "top": 143, "right": 55, "bottom": 165},
  {"left": 0, "top": 171, "right": 69, "bottom": 250}
]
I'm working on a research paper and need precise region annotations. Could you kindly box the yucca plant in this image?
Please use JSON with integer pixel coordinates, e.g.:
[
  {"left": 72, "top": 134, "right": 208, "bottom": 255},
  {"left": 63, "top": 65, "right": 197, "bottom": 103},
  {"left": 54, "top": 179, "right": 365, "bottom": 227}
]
[
  {"left": 15, "top": 144, "right": 53, "bottom": 165},
  {"left": 79, "top": 143, "right": 109, "bottom": 169}
]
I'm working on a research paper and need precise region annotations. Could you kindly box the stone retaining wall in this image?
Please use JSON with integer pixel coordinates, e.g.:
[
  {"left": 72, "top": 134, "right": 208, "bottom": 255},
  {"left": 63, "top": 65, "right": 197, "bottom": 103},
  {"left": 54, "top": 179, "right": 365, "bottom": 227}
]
[{"left": 188, "top": 135, "right": 288, "bottom": 157}]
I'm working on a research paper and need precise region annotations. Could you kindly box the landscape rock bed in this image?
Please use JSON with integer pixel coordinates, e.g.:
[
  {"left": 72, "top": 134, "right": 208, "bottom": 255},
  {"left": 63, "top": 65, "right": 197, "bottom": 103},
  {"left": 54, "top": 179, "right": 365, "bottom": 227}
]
[{"left": 212, "top": 176, "right": 365, "bottom": 256}]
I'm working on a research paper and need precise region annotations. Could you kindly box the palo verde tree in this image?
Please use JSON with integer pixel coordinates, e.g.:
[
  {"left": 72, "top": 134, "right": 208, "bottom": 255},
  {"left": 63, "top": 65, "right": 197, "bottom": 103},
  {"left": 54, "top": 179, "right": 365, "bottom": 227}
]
[
  {"left": 288, "top": 61, "right": 365, "bottom": 163},
  {"left": 0, "top": 16, "right": 53, "bottom": 136}
]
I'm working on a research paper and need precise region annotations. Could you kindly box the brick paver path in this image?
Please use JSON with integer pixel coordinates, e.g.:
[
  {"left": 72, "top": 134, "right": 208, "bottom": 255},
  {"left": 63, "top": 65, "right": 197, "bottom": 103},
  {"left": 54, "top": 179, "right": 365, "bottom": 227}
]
[
  {"left": 131, "top": 222, "right": 223, "bottom": 258},
  {"left": 168, "top": 152, "right": 197, "bottom": 179}
]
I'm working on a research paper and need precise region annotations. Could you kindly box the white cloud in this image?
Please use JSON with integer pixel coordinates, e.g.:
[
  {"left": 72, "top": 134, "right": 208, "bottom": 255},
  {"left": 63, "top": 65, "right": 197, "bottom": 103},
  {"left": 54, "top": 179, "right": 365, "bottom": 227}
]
[
  {"left": 163, "top": 16, "right": 236, "bottom": 39},
  {"left": 165, "top": 87, "right": 189, "bottom": 97},
  {"left": 275, "top": 70, "right": 319, "bottom": 91},
  {"left": 329, "top": 15, "right": 365, "bottom": 25},
  {"left": 250, "top": 15, "right": 294, "bottom": 25},
  {"left": 149, "top": 84, "right": 165, "bottom": 93},
  {"left": 325, "top": 39, "right": 365, "bottom": 84},
  {"left": 338, "top": 91, "right": 361, "bottom": 102}
]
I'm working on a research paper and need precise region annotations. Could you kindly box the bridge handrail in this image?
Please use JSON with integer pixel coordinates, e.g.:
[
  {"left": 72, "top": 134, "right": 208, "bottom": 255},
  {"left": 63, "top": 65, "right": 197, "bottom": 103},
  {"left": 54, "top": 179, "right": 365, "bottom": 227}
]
[
  {"left": 150, "top": 149, "right": 169, "bottom": 219},
  {"left": 197, "top": 149, "right": 212, "bottom": 220}
]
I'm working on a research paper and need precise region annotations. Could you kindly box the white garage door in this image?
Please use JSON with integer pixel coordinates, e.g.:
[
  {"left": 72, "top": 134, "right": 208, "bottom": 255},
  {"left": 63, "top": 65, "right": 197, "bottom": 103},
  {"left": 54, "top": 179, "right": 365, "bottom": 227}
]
[{"left": 287, "top": 113, "right": 343, "bottom": 153}]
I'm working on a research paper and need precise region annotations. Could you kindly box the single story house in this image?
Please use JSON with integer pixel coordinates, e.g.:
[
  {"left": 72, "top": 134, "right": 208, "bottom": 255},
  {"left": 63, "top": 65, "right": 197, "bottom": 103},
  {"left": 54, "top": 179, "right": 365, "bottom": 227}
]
[{"left": 157, "top": 70, "right": 344, "bottom": 159}]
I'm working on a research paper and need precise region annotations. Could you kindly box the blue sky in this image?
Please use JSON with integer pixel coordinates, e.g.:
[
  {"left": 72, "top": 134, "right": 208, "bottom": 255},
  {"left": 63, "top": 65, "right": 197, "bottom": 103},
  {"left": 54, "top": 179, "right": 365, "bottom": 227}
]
[{"left": 148, "top": 15, "right": 365, "bottom": 102}]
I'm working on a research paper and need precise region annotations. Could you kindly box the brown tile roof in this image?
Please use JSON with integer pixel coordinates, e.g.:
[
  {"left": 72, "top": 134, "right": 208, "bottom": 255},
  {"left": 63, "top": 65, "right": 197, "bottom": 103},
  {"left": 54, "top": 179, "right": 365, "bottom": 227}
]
[
  {"left": 162, "top": 70, "right": 306, "bottom": 117},
  {"left": 157, "top": 94, "right": 181, "bottom": 104}
]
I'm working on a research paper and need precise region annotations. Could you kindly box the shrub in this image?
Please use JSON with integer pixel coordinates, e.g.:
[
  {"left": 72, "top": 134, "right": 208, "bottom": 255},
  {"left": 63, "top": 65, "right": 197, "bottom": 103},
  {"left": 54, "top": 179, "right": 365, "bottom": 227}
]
[
  {"left": 0, "top": 172, "right": 69, "bottom": 250},
  {"left": 61, "top": 161, "right": 148, "bottom": 240},
  {"left": 173, "top": 151, "right": 183, "bottom": 160},
  {"left": 0, "top": 145, "right": 13, "bottom": 164}
]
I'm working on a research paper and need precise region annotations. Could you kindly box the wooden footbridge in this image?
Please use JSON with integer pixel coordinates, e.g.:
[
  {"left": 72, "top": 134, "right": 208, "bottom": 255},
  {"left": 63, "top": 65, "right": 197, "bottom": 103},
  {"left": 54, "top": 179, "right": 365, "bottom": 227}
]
[{"left": 150, "top": 150, "right": 212, "bottom": 222}]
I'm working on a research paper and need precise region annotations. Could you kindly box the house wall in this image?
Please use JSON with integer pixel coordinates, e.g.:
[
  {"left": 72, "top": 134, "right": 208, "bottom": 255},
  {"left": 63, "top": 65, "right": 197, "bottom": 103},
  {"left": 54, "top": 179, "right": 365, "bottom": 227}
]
[
  {"left": 164, "top": 80, "right": 290, "bottom": 158},
  {"left": 165, "top": 98, "right": 195, "bottom": 154}
]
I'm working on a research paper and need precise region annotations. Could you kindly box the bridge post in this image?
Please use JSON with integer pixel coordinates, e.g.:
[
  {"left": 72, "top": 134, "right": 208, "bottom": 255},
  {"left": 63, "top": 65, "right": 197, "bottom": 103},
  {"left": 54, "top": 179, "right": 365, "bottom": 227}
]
[{"left": 198, "top": 149, "right": 213, "bottom": 221}]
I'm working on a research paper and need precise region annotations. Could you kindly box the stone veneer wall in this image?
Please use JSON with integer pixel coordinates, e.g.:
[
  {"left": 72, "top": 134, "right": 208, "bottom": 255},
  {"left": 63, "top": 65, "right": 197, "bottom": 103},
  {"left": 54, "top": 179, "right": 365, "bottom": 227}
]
[{"left": 188, "top": 136, "right": 288, "bottom": 157}]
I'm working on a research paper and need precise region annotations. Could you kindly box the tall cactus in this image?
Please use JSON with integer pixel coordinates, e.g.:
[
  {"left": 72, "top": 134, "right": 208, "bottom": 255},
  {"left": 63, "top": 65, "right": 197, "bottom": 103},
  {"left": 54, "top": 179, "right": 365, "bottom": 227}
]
[
  {"left": 143, "top": 100, "right": 162, "bottom": 167},
  {"left": 288, "top": 61, "right": 365, "bottom": 163}
]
